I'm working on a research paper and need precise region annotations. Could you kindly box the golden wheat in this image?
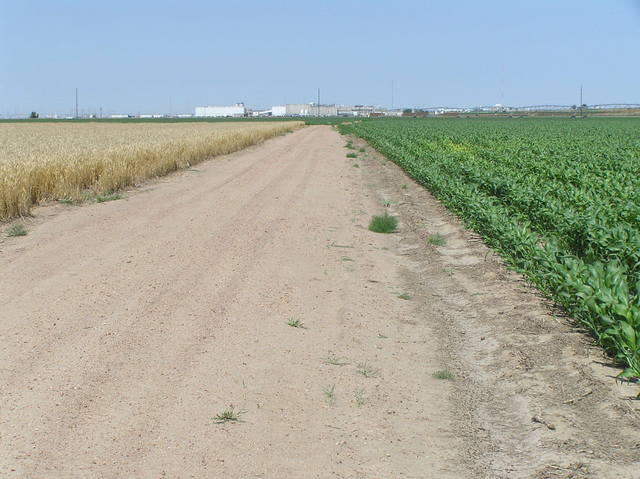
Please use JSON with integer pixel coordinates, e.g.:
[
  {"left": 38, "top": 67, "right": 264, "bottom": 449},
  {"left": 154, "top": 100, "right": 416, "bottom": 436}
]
[{"left": 0, "top": 121, "right": 303, "bottom": 220}]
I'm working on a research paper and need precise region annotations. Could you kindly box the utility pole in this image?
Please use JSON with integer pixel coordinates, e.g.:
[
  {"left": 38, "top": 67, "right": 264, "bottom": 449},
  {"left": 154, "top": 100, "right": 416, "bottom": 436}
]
[
  {"left": 317, "top": 88, "right": 320, "bottom": 117},
  {"left": 391, "top": 80, "right": 394, "bottom": 110},
  {"left": 579, "top": 85, "right": 583, "bottom": 117},
  {"left": 75, "top": 88, "right": 78, "bottom": 119}
]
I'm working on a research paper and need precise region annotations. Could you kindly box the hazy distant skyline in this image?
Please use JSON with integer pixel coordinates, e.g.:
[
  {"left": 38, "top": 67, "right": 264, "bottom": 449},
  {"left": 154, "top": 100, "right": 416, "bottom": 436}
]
[{"left": 1, "top": 0, "right": 639, "bottom": 116}]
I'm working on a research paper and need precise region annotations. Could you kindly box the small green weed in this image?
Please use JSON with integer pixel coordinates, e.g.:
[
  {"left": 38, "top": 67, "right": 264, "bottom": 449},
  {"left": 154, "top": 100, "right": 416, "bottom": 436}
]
[
  {"left": 6, "top": 224, "right": 27, "bottom": 237},
  {"left": 428, "top": 234, "right": 447, "bottom": 246},
  {"left": 354, "top": 388, "right": 366, "bottom": 406},
  {"left": 358, "top": 147, "right": 365, "bottom": 153},
  {"left": 96, "top": 193, "right": 122, "bottom": 203},
  {"left": 324, "top": 353, "right": 349, "bottom": 366},
  {"left": 58, "top": 198, "right": 74, "bottom": 205},
  {"left": 382, "top": 200, "right": 392, "bottom": 207},
  {"left": 287, "top": 318, "right": 305, "bottom": 328},
  {"left": 345, "top": 141, "right": 355, "bottom": 149},
  {"left": 346, "top": 152, "right": 357, "bottom": 158},
  {"left": 432, "top": 370, "right": 455, "bottom": 380},
  {"left": 323, "top": 384, "right": 336, "bottom": 406},
  {"left": 368, "top": 213, "right": 397, "bottom": 233},
  {"left": 356, "top": 362, "right": 379, "bottom": 378},
  {"left": 397, "top": 293, "right": 412, "bottom": 300},
  {"left": 213, "top": 405, "right": 244, "bottom": 423}
]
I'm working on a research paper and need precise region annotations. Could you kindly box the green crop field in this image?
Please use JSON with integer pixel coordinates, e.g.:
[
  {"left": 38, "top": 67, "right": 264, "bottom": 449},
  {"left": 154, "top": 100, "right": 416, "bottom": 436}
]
[{"left": 341, "top": 117, "right": 640, "bottom": 379}]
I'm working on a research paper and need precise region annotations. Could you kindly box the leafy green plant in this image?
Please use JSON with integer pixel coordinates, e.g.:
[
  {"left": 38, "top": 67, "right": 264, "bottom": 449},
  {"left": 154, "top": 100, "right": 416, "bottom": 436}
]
[
  {"left": 6, "top": 224, "right": 27, "bottom": 237},
  {"left": 346, "top": 152, "right": 357, "bottom": 158},
  {"left": 368, "top": 213, "right": 397, "bottom": 233},
  {"left": 96, "top": 192, "right": 122, "bottom": 203},
  {"left": 287, "top": 318, "right": 305, "bottom": 328},
  {"left": 432, "top": 370, "right": 455, "bottom": 380},
  {"left": 213, "top": 406, "right": 244, "bottom": 423},
  {"left": 428, "top": 234, "right": 447, "bottom": 246}
]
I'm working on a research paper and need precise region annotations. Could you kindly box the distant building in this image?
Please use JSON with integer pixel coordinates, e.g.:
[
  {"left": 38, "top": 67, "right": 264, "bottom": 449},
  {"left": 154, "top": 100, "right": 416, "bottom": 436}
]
[
  {"left": 195, "top": 103, "right": 247, "bottom": 117},
  {"left": 337, "top": 105, "right": 382, "bottom": 117},
  {"left": 272, "top": 105, "right": 287, "bottom": 117},
  {"left": 286, "top": 103, "right": 337, "bottom": 116}
]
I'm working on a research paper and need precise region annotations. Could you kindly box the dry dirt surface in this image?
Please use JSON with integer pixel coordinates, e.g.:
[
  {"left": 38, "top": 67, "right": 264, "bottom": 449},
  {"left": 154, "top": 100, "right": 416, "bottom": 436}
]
[{"left": 1, "top": 125, "right": 638, "bottom": 478}]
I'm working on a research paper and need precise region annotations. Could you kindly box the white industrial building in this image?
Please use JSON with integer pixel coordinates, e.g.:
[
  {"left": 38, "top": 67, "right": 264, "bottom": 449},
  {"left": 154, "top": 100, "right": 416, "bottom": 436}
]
[
  {"left": 271, "top": 105, "right": 286, "bottom": 117},
  {"left": 195, "top": 103, "right": 247, "bottom": 118},
  {"left": 285, "top": 103, "right": 337, "bottom": 116}
]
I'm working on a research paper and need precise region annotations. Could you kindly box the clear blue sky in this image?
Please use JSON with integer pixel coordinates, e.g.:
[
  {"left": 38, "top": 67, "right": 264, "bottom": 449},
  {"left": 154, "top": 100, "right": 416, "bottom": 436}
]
[{"left": 1, "top": 0, "right": 639, "bottom": 115}]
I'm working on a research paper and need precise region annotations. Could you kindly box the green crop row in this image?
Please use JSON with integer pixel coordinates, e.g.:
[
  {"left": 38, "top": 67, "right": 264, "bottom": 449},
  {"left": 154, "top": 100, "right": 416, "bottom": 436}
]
[{"left": 341, "top": 117, "right": 640, "bottom": 379}]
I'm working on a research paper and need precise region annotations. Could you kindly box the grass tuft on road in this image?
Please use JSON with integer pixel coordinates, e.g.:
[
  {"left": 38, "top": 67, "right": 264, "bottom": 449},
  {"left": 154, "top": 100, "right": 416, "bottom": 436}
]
[
  {"left": 428, "top": 234, "right": 447, "bottom": 246},
  {"left": 96, "top": 193, "right": 123, "bottom": 203},
  {"left": 368, "top": 213, "right": 397, "bottom": 233},
  {"left": 6, "top": 224, "right": 27, "bottom": 237},
  {"left": 432, "top": 370, "right": 455, "bottom": 380},
  {"left": 213, "top": 406, "right": 244, "bottom": 423},
  {"left": 287, "top": 318, "right": 306, "bottom": 329}
]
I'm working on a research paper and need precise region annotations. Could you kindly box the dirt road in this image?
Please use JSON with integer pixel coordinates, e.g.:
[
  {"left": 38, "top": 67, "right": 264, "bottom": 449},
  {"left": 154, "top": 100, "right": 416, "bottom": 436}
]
[{"left": 1, "top": 126, "right": 638, "bottom": 478}]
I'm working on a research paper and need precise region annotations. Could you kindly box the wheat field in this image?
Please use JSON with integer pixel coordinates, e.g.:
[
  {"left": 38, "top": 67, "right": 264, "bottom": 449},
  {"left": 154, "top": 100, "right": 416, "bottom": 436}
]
[{"left": 0, "top": 121, "right": 303, "bottom": 220}]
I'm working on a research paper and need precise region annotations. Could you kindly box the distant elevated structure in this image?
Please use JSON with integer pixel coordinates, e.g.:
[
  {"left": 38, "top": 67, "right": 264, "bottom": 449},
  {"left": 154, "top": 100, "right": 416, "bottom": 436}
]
[
  {"left": 285, "top": 103, "right": 337, "bottom": 116},
  {"left": 195, "top": 103, "right": 247, "bottom": 118}
]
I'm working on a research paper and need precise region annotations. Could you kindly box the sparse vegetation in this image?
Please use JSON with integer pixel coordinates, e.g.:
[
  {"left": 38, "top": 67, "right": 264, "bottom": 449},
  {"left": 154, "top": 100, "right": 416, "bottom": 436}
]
[
  {"left": 345, "top": 141, "right": 355, "bottom": 149},
  {"left": 432, "top": 370, "right": 455, "bottom": 380},
  {"left": 382, "top": 200, "right": 392, "bottom": 207},
  {"left": 213, "top": 406, "right": 244, "bottom": 423},
  {"left": 96, "top": 193, "right": 122, "bottom": 203},
  {"left": 346, "top": 152, "right": 357, "bottom": 158},
  {"left": 322, "top": 384, "right": 336, "bottom": 406},
  {"left": 58, "top": 198, "right": 74, "bottom": 204},
  {"left": 356, "top": 361, "right": 379, "bottom": 378},
  {"left": 368, "top": 212, "right": 397, "bottom": 233},
  {"left": 324, "top": 353, "right": 349, "bottom": 366},
  {"left": 428, "top": 234, "right": 447, "bottom": 246},
  {"left": 6, "top": 223, "right": 27, "bottom": 237},
  {"left": 397, "top": 293, "right": 412, "bottom": 300},
  {"left": 354, "top": 388, "right": 366, "bottom": 406},
  {"left": 287, "top": 318, "right": 305, "bottom": 328}
]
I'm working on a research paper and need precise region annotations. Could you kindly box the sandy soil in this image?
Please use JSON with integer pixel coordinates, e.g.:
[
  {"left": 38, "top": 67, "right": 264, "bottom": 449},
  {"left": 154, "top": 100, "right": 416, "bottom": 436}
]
[{"left": 1, "top": 126, "right": 638, "bottom": 478}]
